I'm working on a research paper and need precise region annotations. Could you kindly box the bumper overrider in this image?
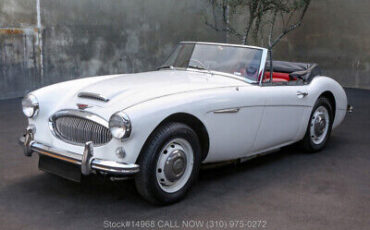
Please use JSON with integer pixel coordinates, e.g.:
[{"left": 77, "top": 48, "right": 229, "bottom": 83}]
[{"left": 19, "top": 127, "right": 139, "bottom": 177}]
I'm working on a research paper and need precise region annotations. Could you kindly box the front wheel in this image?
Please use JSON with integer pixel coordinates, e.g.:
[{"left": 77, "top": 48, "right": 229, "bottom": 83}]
[
  {"left": 301, "top": 97, "right": 333, "bottom": 152},
  {"left": 135, "top": 122, "right": 201, "bottom": 205}
]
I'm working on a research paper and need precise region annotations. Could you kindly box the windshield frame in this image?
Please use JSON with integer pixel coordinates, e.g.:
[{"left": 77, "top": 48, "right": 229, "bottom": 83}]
[{"left": 160, "top": 41, "right": 268, "bottom": 85}]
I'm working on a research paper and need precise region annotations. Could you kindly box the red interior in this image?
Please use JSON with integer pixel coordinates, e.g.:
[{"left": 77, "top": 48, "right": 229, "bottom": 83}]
[{"left": 263, "top": 72, "right": 296, "bottom": 82}]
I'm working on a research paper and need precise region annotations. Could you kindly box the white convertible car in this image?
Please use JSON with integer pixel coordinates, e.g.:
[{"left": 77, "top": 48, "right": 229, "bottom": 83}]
[{"left": 20, "top": 42, "right": 351, "bottom": 204}]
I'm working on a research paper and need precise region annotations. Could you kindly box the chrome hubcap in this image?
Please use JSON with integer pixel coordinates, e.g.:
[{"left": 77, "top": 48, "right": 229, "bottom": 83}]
[
  {"left": 156, "top": 138, "right": 194, "bottom": 193},
  {"left": 310, "top": 106, "right": 330, "bottom": 144},
  {"left": 314, "top": 116, "right": 326, "bottom": 136},
  {"left": 163, "top": 149, "right": 187, "bottom": 182}
]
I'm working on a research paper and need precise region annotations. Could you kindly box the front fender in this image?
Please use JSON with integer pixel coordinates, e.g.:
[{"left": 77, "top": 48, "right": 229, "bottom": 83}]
[{"left": 122, "top": 90, "right": 216, "bottom": 164}]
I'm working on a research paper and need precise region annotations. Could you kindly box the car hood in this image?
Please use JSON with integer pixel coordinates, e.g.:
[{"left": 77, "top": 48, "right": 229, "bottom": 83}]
[{"left": 74, "top": 70, "right": 243, "bottom": 110}]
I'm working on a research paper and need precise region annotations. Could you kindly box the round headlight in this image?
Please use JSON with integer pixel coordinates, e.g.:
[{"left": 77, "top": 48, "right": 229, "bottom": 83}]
[
  {"left": 22, "top": 94, "right": 39, "bottom": 118},
  {"left": 109, "top": 112, "right": 131, "bottom": 139}
]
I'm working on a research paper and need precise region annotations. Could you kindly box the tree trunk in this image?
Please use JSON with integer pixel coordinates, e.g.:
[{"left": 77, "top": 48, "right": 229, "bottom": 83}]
[{"left": 225, "top": 2, "right": 230, "bottom": 42}]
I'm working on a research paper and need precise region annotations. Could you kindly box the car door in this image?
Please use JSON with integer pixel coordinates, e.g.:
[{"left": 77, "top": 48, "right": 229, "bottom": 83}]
[
  {"left": 204, "top": 85, "right": 266, "bottom": 162},
  {"left": 251, "top": 84, "right": 311, "bottom": 152}
]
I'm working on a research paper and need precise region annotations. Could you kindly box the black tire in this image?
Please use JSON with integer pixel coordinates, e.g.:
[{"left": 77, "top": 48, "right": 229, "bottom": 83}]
[
  {"left": 301, "top": 97, "right": 334, "bottom": 152},
  {"left": 135, "top": 122, "right": 201, "bottom": 205}
]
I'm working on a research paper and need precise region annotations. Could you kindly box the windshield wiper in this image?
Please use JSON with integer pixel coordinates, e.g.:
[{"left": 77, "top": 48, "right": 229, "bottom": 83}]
[
  {"left": 157, "top": 65, "right": 174, "bottom": 70},
  {"left": 188, "top": 65, "right": 206, "bottom": 70},
  {"left": 188, "top": 65, "right": 213, "bottom": 75}
]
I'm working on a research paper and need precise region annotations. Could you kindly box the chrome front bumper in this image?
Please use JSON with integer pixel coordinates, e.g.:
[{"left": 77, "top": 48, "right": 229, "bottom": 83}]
[{"left": 19, "top": 128, "right": 139, "bottom": 176}]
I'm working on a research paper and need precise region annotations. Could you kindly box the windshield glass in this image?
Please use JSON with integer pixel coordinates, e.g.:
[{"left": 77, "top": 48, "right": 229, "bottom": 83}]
[{"left": 161, "top": 43, "right": 263, "bottom": 82}]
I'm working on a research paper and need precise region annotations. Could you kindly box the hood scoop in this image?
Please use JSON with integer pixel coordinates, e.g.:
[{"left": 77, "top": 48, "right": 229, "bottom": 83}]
[{"left": 78, "top": 92, "right": 110, "bottom": 102}]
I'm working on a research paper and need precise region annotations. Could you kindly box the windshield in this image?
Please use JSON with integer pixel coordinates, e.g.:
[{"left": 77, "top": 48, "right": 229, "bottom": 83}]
[{"left": 161, "top": 43, "right": 263, "bottom": 82}]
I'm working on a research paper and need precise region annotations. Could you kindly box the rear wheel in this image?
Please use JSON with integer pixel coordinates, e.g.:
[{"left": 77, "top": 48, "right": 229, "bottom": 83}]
[
  {"left": 301, "top": 97, "right": 333, "bottom": 152},
  {"left": 135, "top": 122, "right": 201, "bottom": 205}
]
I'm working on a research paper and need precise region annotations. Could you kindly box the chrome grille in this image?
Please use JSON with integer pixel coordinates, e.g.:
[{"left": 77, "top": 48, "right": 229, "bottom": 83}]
[{"left": 53, "top": 116, "right": 112, "bottom": 145}]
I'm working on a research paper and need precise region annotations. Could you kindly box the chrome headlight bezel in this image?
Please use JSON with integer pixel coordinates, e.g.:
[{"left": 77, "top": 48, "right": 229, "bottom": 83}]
[
  {"left": 109, "top": 111, "right": 132, "bottom": 139},
  {"left": 22, "top": 94, "right": 39, "bottom": 118}
]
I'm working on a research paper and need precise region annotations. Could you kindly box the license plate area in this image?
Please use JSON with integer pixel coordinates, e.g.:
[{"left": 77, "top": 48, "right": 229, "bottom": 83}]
[{"left": 39, "top": 155, "right": 81, "bottom": 182}]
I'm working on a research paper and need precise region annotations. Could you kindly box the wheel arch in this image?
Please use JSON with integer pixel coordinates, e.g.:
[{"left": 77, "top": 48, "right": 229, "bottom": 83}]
[
  {"left": 136, "top": 112, "right": 210, "bottom": 163},
  {"left": 319, "top": 91, "right": 336, "bottom": 120}
]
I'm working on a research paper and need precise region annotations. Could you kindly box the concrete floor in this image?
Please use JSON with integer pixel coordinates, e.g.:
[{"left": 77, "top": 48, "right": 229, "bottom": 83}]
[{"left": 0, "top": 88, "right": 369, "bottom": 230}]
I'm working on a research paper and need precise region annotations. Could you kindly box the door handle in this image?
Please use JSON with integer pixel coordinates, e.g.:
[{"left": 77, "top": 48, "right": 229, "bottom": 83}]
[{"left": 296, "top": 91, "right": 308, "bottom": 98}]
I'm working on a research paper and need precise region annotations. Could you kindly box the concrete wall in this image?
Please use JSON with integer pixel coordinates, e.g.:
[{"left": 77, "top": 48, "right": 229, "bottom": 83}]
[
  {"left": 0, "top": 0, "right": 39, "bottom": 99},
  {"left": 272, "top": 0, "right": 370, "bottom": 90},
  {"left": 0, "top": 0, "right": 369, "bottom": 99},
  {"left": 0, "top": 0, "right": 224, "bottom": 99}
]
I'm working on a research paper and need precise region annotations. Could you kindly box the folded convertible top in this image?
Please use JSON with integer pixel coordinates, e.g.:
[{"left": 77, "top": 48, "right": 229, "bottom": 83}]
[{"left": 265, "top": 61, "right": 321, "bottom": 82}]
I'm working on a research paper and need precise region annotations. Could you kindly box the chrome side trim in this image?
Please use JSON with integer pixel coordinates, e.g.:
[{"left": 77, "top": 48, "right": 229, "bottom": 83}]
[
  {"left": 209, "top": 104, "right": 311, "bottom": 114},
  {"left": 213, "top": 108, "right": 240, "bottom": 114},
  {"left": 78, "top": 92, "right": 109, "bottom": 102},
  {"left": 18, "top": 136, "right": 140, "bottom": 176}
]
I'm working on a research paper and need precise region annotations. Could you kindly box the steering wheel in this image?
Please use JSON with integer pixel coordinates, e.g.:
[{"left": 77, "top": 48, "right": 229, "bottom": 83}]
[{"left": 245, "top": 65, "right": 259, "bottom": 81}]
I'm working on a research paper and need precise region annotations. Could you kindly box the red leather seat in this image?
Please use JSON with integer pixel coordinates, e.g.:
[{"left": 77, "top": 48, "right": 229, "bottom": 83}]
[{"left": 263, "top": 72, "right": 290, "bottom": 82}]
